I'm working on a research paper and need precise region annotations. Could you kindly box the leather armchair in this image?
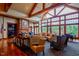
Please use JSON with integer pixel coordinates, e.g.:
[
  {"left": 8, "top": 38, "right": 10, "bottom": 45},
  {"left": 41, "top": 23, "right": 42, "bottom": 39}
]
[
  {"left": 50, "top": 36, "right": 67, "bottom": 50},
  {"left": 30, "top": 35, "right": 45, "bottom": 55}
]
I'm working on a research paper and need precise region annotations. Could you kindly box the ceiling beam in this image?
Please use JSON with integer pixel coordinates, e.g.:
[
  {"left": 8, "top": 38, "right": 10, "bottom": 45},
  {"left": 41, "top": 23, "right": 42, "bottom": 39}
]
[
  {"left": 0, "top": 12, "right": 32, "bottom": 22},
  {"left": 28, "top": 3, "right": 37, "bottom": 17},
  {"left": 54, "top": 8, "right": 56, "bottom": 16},
  {"left": 41, "top": 11, "right": 48, "bottom": 20},
  {"left": 4, "top": 3, "right": 12, "bottom": 12},
  {"left": 0, "top": 4, "right": 4, "bottom": 11},
  {"left": 48, "top": 13, "right": 53, "bottom": 16},
  {"left": 0, "top": 13, "right": 19, "bottom": 19},
  {"left": 0, "top": 3, "right": 12, "bottom": 12},
  {"left": 56, "top": 5, "right": 66, "bottom": 15},
  {"left": 43, "top": 3, "right": 45, "bottom": 10},
  {"left": 30, "top": 3, "right": 64, "bottom": 17}
]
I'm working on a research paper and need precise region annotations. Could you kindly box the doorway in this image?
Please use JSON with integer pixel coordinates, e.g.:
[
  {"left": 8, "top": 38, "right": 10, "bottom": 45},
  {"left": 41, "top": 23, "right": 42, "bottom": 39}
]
[{"left": 7, "top": 23, "right": 16, "bottom": 38}]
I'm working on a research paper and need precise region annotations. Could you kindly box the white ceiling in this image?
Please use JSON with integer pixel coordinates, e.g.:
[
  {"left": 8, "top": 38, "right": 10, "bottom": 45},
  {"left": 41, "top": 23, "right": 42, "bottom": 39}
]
[
  {"left": 7, "top": 9, "right": 28, "bottom": 18},
  {"left": 45, "top": 3, "right": 53, "bottom": 8},
  {"left": 68, "top": 3, "right": 79, "bottom": 8},
  {"left": 10, "top": 3, "right": 34, "bottom": 14}
]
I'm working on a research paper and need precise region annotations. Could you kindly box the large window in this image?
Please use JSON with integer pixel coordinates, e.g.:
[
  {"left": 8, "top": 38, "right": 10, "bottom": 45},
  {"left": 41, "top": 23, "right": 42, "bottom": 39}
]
[
  {"left": 41, "top": 20, "right": 47, "bottom": 32},
  {"left": 51, "top": 22, "right": 59, "bottom": 25},
  {"left": 42, "top": 23, "right": 47, "bottom": 26},
  {"left": 52, "top": 26, "right": 59, "bottom": 35},
  {"left": 52, "top": 17, "right": 59, "bottom": 21},
  {"left": 48, "top": 26, "right": 50, "bottom": 33},
  {"left": 66, "top": 13, "right": 78, "bottom": 19},
  {"left": 35, "top": 27, "right": 39, "bottom": 34},
  {"left": 42, "top": 20, "right": 47, "bottom": 23},
  {"left": 60, "top": 26, "right": 64, "bottom": 35},
  {"left": 41, "top": 12, "right": 79, "bottom": 37},
  {"left": 34, "top": 22, "right": 39, "bottom": 34},
  {"left": 42, "top": 27, "right": 47, "bottom": 32},
  {"left": 66, "top": 25, "right": 78, "bottom": 36},
  {"left": 66, "top": 19, "right": 78, "bottom": 24}
]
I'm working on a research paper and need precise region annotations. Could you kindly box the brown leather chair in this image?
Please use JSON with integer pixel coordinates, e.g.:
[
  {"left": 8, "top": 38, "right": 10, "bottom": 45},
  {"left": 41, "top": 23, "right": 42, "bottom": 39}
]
[{"left": 30, "top": 35, "right": 45, "bottom": 55}]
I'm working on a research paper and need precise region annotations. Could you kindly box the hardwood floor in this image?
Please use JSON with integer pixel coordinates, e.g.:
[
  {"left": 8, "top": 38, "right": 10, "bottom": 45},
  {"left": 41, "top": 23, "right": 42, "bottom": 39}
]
[
  {"left": 0, "top": 39, "right": 79, "bottom": 56},
  {"left": 0, "top": 39, "right": 27, "bottom": 56}
]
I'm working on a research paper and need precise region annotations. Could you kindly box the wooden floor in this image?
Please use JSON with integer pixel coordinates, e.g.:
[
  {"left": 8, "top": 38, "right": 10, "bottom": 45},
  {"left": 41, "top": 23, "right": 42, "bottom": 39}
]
[
  {"left": 0, "top": 39, "right": 27, "bottom": 56},
  {"left": 0, "top": 39, "right": 79, "bottom": 56}
]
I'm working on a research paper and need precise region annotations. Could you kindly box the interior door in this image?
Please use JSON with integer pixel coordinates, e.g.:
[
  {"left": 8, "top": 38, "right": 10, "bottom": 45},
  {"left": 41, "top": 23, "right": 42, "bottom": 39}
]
[{"left": 7, "top": 23, "right": 16, "bottom": 38}]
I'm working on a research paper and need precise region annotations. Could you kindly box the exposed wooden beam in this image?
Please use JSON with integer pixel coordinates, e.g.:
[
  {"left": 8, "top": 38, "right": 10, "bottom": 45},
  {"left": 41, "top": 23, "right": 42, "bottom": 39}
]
[
  {"left": 48, "top": 13, "right": 53, "bottom": 16},
  {"left": 30, "top": 3, "right": 64, "bottom": 17},
  {"left": 0, "top": 4, "right": 5, "bottom": 11},
  {"left": 0, "top": 3, "right": 12, "bottom": 12},
  {"left": 54, "top": 8, "right": 56, "bottom": 16},
  {"left": 0, "top": 12, "right": 31, "bottom": 22},
  {"left": 4, "top": 3, "right": 12, "bottom": 12},
  {"left": 5, "top": 3, "right": 12, "bottom": 12},
  {"left": 41, "top": 11, "right": 48, "bottom": 20},
  {"left": 0, "top": 13, "right": 19, "bottom": 19},
  {"left": 56, "top": 5, "right": 66, "bottom": 15},
  {"left": 28, "top": 3, "right": 37, "bottom": 17},
  {"left": 43, "top": 3, "right": 45, "bottom": 10}
]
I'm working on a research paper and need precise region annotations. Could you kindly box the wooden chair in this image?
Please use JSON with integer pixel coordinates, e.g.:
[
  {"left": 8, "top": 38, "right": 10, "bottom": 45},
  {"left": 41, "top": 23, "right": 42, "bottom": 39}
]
[{"left": 30, "top": 35, "right": 45, "bottom": 55}]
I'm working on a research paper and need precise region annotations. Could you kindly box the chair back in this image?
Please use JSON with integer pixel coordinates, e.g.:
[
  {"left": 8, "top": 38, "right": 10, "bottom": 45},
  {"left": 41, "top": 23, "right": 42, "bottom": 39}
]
[
  {"left": 30, "top": 35, "right": 40, "bottom": 45},
  {"left": 39, "top": 36, "right": 45, "bottom": 45},
  {"left": 30, "top": 35, "right": 45, "bottom": 46},
  {"left": 57, "top": 35, "right": 67, "bottom": 47},
  {"left": 57, "top": 36, "right": 61, "bottom": 45},
  {"left": 60, "top": 36, "right": 67, "bottom": 47}
]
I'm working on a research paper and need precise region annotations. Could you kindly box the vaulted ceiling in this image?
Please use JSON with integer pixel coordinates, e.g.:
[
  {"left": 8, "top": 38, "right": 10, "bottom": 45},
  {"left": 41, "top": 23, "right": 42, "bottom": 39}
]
[{"left": 0, "top": 3, "right": 79, "bottom": 22}]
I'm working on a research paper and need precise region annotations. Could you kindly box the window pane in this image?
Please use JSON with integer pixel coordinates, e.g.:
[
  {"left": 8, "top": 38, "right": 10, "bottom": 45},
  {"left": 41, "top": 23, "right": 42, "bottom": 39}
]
[
  {"left": 42, "top": 20, "right": 47, "bottom": 23},
  {"left": 52, "top": 17, "right": 59, "bottom": 21},
  {"left": 42, "top": 27, "right": 47, "bottom": 32},
  {"left": 42, "top": 23, "right": 47, "bottom": 26},
  {"left": 35, "top": 27, "right": 39, "bottom": 34},
  {"left": 39, "top": 24, "right": 41, "bottom": 33},
  {"left": 34, "top": 24, "right": 38, "bottom": 26},
  {"left": 66, "top": 25, "right": 78, "bottom": 37},
  {"left": 51, "top": 22, "right": 59, "bottom": 25},
  {"left": 52, "top": 26, "right": 59, "bottom": 35},
  {"left": 66, "top": 19, "right": 78, "bottom": 24},
  {"left": 61, "top": 16, "right": 64, "bottom": 20},
  {"left": 66, "top": 13, "right": 78, "bottom": 19},
  {"left": 61, "top": 21, "right": 64, "bottom": 24},
  {"left": 48, "top": 19, "right": 50, "bottom": 22},
  {"left": 60, "top": 26, "right": 64, "bottom": 35},
  {"left": 48, "top": 26, "right": 50, "bottom": 33}
]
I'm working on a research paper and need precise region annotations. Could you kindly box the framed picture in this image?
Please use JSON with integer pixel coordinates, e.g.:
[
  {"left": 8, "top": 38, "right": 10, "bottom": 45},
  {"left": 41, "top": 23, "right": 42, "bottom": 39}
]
[{"left": 21, "top": 20, "right": 28, "bottom": 29}]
